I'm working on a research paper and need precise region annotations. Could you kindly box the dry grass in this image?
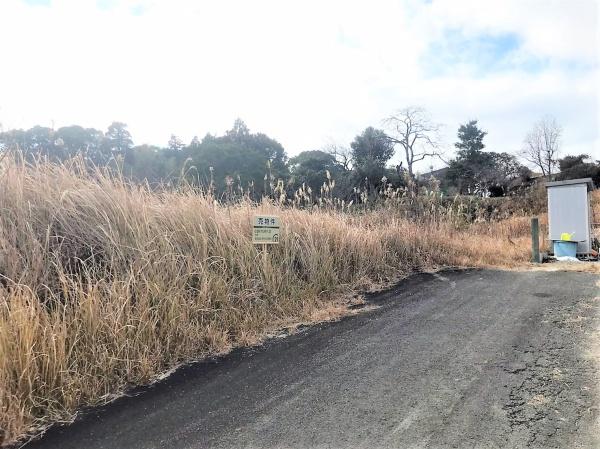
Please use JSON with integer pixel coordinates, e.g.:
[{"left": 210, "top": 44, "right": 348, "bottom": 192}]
[{"left": 0, "top": 157, "right": 537, "bottom": 446}]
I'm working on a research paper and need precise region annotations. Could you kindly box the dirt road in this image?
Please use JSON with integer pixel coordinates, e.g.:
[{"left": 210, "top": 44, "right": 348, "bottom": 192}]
[{"left": 25, "top": 269, "right": 600, "bottom": 448}]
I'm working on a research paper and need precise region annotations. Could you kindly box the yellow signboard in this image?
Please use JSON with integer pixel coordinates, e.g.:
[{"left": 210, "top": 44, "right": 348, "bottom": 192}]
[{"left": 253, "top": 215, "right": 280, "bottom": 244}]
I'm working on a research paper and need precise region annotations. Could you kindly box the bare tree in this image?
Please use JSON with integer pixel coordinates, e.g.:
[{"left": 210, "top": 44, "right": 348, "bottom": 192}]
[
  {"left": 324, "top": 143, "right": 352, "bottom": 171},
  {"left": 521, "top": 116, "right": 561, "bottom": 178},
  {"left": 383, "top": 106, "right": 443, "bottom": 177}
]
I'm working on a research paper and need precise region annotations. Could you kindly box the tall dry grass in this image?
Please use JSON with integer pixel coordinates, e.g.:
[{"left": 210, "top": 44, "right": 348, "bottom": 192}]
[{"left": 0, "top": 157, "right": 532, "bottom": 445}]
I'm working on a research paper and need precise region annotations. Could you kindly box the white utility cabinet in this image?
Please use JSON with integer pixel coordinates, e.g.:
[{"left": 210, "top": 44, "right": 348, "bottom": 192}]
[{"left": 546, "top": 178, "right": 594, "bottom": 254}]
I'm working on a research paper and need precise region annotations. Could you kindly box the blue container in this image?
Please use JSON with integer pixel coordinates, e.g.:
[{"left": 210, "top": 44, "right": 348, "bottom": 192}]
[{"left": 553, "top": 240, "right": 578, "bottom": 257}]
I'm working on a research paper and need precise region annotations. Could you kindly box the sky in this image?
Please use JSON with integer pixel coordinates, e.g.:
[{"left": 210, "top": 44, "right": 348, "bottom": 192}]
[{"left": 0, "top": 0, "right": 598, "bottom": 172}]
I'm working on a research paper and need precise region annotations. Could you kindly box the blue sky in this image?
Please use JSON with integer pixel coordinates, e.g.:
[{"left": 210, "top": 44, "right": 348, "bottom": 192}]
[
  {"left": 422, "top": 30, "right": 526, "bottom": 77},
  {"left": 0, "top": 0, "right": 598, "bottom": 169}
]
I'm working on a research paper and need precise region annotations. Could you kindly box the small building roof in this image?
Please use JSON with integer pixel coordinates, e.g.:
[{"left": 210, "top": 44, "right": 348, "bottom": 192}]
[{"left": 545, "top": 178, "right": 594, "bottom": 191}]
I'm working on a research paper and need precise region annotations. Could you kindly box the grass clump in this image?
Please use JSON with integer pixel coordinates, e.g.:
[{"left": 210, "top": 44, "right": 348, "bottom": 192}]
[{"left": 0, "top": 157, "right": 532, "bottom": 445}]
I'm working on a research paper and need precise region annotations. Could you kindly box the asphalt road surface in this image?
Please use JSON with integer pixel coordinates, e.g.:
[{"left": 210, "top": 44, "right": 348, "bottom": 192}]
[{"left": 25, "top": 269, "right": 600, "bottom": 449}]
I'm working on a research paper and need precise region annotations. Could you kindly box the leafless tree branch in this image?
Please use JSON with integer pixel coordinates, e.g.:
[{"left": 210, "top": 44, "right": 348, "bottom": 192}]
[
  {"left": 521, "top": 116, "right": 561, "bottom": 178},
  {"left": 324, "top": 143, "right": 352, "bottom": 171},
  {"left": 383, "top": 106, "right": 443, "bottom": 177}
]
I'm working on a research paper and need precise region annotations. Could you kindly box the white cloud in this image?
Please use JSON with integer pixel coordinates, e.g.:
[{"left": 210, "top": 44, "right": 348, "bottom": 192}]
[
  {"left": 0, "top": 0, "right": 597, "bottom": 169},
  {"left": 426, "top": 0, "right": 599, "bottom": 64}
]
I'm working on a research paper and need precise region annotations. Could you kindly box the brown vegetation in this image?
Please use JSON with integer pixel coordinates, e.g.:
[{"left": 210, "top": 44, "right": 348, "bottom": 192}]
[{"left": 0, "top": 157, "right": 540, "bottom": 445}]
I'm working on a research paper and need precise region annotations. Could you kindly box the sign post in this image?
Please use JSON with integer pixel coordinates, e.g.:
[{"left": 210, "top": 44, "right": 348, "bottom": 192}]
[
  {"left": 531, "top": 217, "right": 540, "bottom": 263},
  {"left": 253, "top": 215, "right": 280, "bottom": 264}
]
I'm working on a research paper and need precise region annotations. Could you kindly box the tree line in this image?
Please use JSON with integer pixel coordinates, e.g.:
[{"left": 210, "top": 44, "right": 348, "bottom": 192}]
[{"left": 1, "top": 109, "right": 598, "bottom": 201}]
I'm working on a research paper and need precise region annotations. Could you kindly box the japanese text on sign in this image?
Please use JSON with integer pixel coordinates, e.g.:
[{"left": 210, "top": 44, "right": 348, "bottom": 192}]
[{"left": 253, "top": 215, "right": 280, "bottom": 244}]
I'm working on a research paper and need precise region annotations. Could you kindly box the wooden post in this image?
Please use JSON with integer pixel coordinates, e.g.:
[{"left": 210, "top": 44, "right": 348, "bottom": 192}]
[
  {"left": 262, "top": 243, "right": 268, "bottom": 266},
  {"left": 531, "top": 217, "right": 540, "bottom": 263}
]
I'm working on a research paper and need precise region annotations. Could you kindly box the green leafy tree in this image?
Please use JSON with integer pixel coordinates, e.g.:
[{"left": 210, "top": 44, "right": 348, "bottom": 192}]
[
  {"left": 54, "top": 125, "right": 105, "bottom": 162},
  {"left": 183, "top": 120, "right": 289, "bottom": 198},
  {"left": 350, "top": 127, "right": 394, "bottom": 166},
  {"left": 225, "top": 118, "right": 250, "bottom": 144},
  {"left": 487, "top": 152, "right": 531, "bottom": 196},
  {"left": 25, "top": 126, "right": 56, "bottom": 155},
  {"left": 0, "top": 129, "right": 30, "bottom": 152},
  {"left": 124, "top": 144, "right": 180, "bottom": 183},
  {"left": 350, "top": 127, "right": 394, "bottom": 188},
  {"left": 289, "top": 150, "right": 344, "bottom": 194},
  {"left": 456, "top": 120, "right": 486, "bottom": 153},
  {"left": 189, "top": 136, "right": 201, "bottom": 149},
  {"left": 447, "top": 121, "right": 528, "bottom": 196},
  {"left": 184, "top": 142, "right": 266, "bottom": 197},
  {"left": 556, "top": 154, "right": 600, "bottom": 185},
  {"left": 104, "top": 122, "right": 133, "bottom": 158},
  {"left": 168, "top": 134, "right": 184, "bottom": 151},
  {"left": 215, "top": 119, "right": 288, "bottom": 180},
  {"left": 446, "top": 120, "right": 489, "bottom": 194},
  {"left": 0, "top": 125, "right": 111, "bottom": 163},
  {"left": 0, "top": 126, "right": 58, "bottom": 160}
]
